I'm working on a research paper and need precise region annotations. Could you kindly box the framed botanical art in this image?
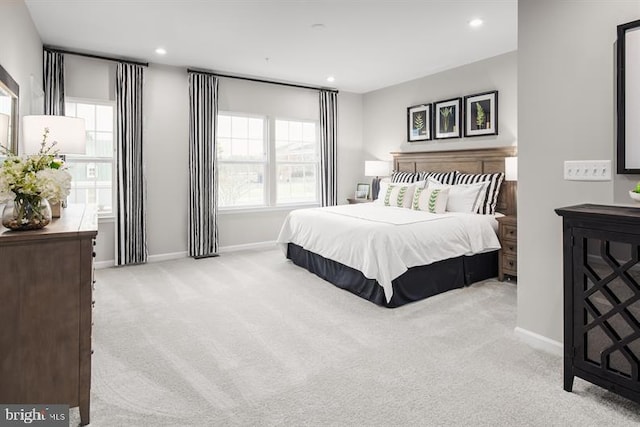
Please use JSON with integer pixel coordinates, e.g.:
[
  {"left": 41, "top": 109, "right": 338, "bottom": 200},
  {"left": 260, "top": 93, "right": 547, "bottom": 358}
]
[
  {"left": 434, "top": 97, "right": 462, "bottom": 139},
  {"left": 407, "top": 103, "right": 432, "bottom": 142},
  {"left": 355, "top": 183, "right": 370, "bottom": 199},
  {"left": 464, "top": 91, "right": 498, "bottom": 137}
]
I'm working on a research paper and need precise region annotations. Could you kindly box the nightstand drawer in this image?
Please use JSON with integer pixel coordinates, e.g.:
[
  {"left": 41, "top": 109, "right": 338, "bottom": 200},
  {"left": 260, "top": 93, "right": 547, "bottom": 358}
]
[
  {"left": 502, "top": 241, "right": 517, "bottom": 256},
  {"left": 503, "top": 254, "right": 517, "bottom": 274},
  {"left": 502, "top": 224, "right": 517, "bottom": 240}
]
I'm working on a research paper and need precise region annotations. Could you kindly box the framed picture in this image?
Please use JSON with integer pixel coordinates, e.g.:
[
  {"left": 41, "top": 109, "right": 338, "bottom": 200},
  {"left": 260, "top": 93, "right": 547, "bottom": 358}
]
[
  {"left": 407, "top": 103, "right": 432, "bottom": 142},
  {"left": 434, "top": 97, "right": 462, "bottom": 139},
  {"left": 464, "top": 91, "right": 498, "bottom": 137},
  {"left": 355, "top": 183, "right": 370, "bottom": 199}
]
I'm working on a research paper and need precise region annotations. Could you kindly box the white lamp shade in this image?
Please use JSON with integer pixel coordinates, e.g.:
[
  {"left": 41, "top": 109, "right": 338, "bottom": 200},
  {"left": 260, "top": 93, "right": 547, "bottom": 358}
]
[
  {"left": 0, "top": 113, "right": 9, "bottom": 148},
  {"left": 365, "top": 160, "right": 391, "bottom": 177},
  {"left": 505, "top": 157, "right": 518, "bottom": 181},
  {"left": 23, "top": 115, "right": 86, "bottom": 155}
]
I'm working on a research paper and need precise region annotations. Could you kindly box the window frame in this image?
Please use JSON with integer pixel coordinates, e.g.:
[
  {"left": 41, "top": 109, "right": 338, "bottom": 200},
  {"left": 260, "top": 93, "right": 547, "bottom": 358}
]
[
  {"left": 64, "top": 97, "right": 116, "bottom": 219},
  {"left": 217, "top": 112, "right": 320, "bottom": 212}
]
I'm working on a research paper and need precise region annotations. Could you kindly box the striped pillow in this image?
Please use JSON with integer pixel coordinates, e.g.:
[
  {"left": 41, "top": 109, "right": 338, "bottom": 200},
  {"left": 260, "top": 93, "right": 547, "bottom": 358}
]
[
  {"left": 417, "top": 171, "right": 458, "bottom": 185},
  {"left": 391, "top": 171, "right": 420, "bottom": 183},
  {"left": 412, "top": 186, "right": 449, "bottom": 213},
  {"left": 454, "top": 172, "right": 504, "bottom": 214}
]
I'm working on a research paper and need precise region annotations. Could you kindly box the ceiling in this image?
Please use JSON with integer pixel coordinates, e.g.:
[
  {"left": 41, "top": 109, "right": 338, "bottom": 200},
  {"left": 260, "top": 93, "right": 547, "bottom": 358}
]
[{"left": 24, "top": 0, "right": 517, "bottom": 94}]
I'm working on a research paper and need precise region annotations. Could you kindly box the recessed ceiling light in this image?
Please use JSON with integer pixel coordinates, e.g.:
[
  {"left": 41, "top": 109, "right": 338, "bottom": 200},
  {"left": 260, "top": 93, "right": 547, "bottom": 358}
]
[
  {"left": 326, "top": 76, "right": 335, "bottom": 83},
  {"left": 155, "top": 47, "right": 167, "bottom": 55},
  {"left": 311, "top": 23, "right": 325, "bottom": 30},
  {"left": 469, "top": 18, "right": 483, "bottom": 28}
]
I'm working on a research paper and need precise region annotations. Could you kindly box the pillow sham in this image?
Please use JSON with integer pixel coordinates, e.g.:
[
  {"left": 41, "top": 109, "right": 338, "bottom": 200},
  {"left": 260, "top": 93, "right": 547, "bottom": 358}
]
[
  {"left": 426, "top": 178, "right": 488, "bottom": 213},
  {"left": 454, "top": 172, "right": 505, "bottom": 215},
  {"left": 391, "top": 171, "right": 420, "bottom": 183},
  {"left": 412, "top": 186, "right": 450, "bottom": 213},
  {"left": 417, "top": 170, "right": 458, "bottom": 185},
  {"left": 382, "top": 182, "right": 425, "bottom": 208}
]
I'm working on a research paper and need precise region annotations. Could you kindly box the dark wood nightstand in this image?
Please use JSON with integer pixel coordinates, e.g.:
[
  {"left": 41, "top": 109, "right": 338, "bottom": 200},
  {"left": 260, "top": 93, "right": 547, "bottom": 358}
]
[
  {"left": 347, "top": 198, "right": 372, "bottom": 204},
  {"left": 497, "top": 215, "right": 517, "bottom": 281}
]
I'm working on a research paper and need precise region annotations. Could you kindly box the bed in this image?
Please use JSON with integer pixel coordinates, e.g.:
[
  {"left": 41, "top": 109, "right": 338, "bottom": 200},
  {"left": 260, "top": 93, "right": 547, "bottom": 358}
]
[{"left": 278, "top": 147, "right": 517, "bottom": 308}]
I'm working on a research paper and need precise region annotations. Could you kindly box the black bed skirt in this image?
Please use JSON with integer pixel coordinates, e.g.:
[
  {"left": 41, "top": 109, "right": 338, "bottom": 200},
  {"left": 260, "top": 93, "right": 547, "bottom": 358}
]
[{"left": 286, "top": 243, "right": 498, "bottom": 308}]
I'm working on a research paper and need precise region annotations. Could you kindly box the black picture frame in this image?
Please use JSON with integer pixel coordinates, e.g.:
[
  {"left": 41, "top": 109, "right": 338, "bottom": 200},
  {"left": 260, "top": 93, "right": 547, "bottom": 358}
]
[
  {"left": 464, "top": 90, "right": 498, "bottom": 137},
  {"left": 434, "top": 97, "right": 462, "bottom": 140},
  {"left": 407, "top": 103, "right": 432, "bottom": 142},
  {"left": 617, "top": 19, "right": 640, "bottom": 173}
]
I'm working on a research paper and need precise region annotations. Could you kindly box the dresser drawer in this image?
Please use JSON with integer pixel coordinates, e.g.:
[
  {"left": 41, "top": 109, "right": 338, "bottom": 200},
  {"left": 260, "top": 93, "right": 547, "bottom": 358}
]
[
  {"left": 503, "top": 254, "right": 517, "bottom": 274},
  {"left": 501, "top": 224, "right": 517, "bottom": 241},
  {"left": 502, "top": 240, "right": 517, "bottom": 256}
]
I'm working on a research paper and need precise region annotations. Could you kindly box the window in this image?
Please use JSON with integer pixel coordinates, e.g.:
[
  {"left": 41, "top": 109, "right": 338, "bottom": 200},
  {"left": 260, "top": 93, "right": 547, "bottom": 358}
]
[
  {"left": 217, "top": 113, "right": 319, "bottom": 209},
  {"left": 275, "top": 120, "right": 318, "bottom": 204},
  {"left": 65, "top": 100, "right": 115, "bottom": 215}
]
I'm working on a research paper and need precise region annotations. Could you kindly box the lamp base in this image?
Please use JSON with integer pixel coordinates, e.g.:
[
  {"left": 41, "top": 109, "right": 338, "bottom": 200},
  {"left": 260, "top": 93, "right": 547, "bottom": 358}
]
[{"left": 371, "top": 177, "right": 381, "bottom": 201}]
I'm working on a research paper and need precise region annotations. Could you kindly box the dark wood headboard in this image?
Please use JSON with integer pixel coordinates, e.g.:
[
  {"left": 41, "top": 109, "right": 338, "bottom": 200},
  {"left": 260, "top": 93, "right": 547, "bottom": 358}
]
[{"left": 391, "top": 147, "right": 517, "bottom": 215}]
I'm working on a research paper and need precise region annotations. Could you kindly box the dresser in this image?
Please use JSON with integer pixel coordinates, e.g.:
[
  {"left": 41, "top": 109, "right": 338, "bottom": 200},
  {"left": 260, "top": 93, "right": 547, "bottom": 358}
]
[
  {"left": 497, "top": 215, "right": 517, "bottom": 280},
  {"left": 0, "top": 204, "right": 97, "bottom": 425},
  {"left": 556, "top": 204, "right": 640, "bottom": 404}
]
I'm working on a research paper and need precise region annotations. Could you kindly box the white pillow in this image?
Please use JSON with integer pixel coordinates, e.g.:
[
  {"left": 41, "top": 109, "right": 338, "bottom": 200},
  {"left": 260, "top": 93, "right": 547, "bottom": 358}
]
[
  {"left": 412, "top": 186, "right": 450, "bottom": 213},
  {"left": 375, "top": 180, "right": 426, "bottom": 206},
  {"left": 426, "top": 178, "right": 488, "bottom": 213},
  {"left": 383, "top": 184, "right": 415, "bottom": 208}
]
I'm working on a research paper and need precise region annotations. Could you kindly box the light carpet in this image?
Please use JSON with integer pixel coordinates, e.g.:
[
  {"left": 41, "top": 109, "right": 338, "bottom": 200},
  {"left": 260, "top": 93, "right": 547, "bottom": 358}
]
[{"left": 70, "top": 247, "right": 640, "bottom": 426}]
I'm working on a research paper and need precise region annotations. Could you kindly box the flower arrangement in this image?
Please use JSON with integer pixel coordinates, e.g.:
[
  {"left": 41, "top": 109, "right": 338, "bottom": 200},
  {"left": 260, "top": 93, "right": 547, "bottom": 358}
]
[{"left": 0, "top": 128, "right": 72, "bottom": 229}]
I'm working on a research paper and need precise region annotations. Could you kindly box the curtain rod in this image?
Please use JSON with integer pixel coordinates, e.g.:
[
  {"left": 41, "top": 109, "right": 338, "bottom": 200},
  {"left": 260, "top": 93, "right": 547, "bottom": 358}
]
[
  {"left": 187, "top": 68, "right": 339, "bottom": 93},
  {"left": 44, "top": 46, "right": 149, "bottom": 67}
]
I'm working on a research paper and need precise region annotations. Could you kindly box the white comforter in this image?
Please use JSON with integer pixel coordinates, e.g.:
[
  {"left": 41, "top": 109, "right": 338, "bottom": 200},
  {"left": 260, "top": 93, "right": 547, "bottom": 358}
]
[{"left": 277, "top": 204, "right": 501, "bottom": 303}]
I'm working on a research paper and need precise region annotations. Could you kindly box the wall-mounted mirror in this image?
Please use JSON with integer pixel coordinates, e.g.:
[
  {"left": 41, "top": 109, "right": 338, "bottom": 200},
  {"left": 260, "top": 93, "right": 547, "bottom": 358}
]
[
  {"left": 0, "top": 63, "right": 19, "bottom": 155},
  {"left": 617, "top": 19, "right": 640, "bottom": 173}
]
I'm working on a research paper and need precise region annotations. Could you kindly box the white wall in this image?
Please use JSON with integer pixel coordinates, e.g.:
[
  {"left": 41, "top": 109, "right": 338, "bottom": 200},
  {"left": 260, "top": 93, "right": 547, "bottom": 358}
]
[
  {"left": 518, "top": 0, "right": 640, "bottom": 344},
  {"left": 362, "top": 51, "right": 517, "bottom": 162},
  {"left": 0, "top": 0, "right": 42, "bottom": 137}
]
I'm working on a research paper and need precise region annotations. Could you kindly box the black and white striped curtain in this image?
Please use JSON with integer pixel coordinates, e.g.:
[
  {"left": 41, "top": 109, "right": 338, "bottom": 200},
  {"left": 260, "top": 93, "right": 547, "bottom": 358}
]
[
  {"left": 115, "top": 63, "right": 147, "bottom": 266},
  {"left": 187, "top": 72, "right": 219, "bottom": 258},
  {"left": 43, "top": 49, "right": 65, "bottom": 115},
  {"left": 319, "top": 90, "right": 338, "bottom": 206}
]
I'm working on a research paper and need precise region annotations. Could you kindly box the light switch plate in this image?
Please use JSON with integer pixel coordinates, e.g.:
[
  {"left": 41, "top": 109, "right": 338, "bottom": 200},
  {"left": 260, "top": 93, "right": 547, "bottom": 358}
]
[{"left": 564, "top": 160, "right": 612, "bottom": 181}]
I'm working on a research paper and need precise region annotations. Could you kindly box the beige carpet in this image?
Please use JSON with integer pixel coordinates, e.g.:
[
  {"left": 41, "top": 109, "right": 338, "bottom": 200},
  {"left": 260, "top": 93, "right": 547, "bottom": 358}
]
[{"left": 71, "top": 247, "right": 640, "bottom": 426}]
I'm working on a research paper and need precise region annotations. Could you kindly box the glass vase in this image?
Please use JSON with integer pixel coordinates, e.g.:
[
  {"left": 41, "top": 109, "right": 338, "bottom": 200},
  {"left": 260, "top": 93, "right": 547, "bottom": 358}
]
[{"left": 2, "top": 196, "right": 52, "bottom": 231}]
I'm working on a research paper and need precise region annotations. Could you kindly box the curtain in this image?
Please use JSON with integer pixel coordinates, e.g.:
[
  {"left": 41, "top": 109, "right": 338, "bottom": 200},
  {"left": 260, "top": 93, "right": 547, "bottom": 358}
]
[
  {"left": 319, "top": 90, "right": 338, "bottom": 206},
  {"left": 187, "top": 72, "right": 219, "bottom": 258},
  {"left": 43, "top": 49, "right": 65, "bottom": 115},
  {"left": 115, "top": 63, "right": 146, "bottom": 265}
]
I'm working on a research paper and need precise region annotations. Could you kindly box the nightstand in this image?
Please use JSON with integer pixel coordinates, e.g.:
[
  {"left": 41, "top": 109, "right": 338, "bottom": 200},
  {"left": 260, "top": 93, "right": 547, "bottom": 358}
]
[
  {"left": 347, "top": 198, "right": 372, "bottom": 204},
  {"left": 497, "top": 215, "right": 517, "bottom": 281}
]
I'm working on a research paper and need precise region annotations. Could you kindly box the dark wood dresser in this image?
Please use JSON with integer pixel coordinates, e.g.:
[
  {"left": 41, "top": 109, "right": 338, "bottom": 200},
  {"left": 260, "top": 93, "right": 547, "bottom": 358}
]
[
  {"left": 556, "top": 204, "right": 640, "bottom": 404},
  {"left": 0, "top": 204, "right": 97, "bottom": 425}
]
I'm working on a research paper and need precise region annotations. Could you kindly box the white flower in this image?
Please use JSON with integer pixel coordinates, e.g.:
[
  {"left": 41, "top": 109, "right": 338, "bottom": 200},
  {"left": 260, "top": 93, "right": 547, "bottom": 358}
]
[{"left": 36, "top": 168, "right": 71, "bottom": 203}]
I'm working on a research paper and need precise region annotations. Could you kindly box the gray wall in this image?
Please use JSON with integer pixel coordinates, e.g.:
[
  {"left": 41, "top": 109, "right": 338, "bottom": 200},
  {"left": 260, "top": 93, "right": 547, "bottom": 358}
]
[
  {"left": 64, "top": 57, "right": 364, "bottom": 262},
  {"left": 362, "top": 51, "right": 518, "bottom": 162},
  {"left": 518, "top": 0, "right": 640, "bottom": 343},
  {"left": 0, "top": 0, "right": 42, "bottom": 141}
]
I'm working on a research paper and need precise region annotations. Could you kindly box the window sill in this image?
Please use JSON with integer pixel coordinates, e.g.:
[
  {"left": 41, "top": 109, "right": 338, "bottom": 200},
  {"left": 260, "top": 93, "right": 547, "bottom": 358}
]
[
  {"left": 219, "top": 203, "right": 320, "bottom": 215},
  {"left": 98, "top": 215, "right": 115, "bottom": 223}
]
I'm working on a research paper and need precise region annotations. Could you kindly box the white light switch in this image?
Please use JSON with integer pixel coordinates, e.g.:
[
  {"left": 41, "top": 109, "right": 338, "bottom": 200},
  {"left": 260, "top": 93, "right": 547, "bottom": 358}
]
[{"left": 564, "top": 160, "right": 611, "bottom": 181}]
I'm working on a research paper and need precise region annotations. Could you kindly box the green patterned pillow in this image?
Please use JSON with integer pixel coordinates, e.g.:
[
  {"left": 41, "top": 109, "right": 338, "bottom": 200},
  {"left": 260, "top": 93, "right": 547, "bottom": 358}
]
[
  {"left": 412, "top": 186, "right": 450, "bottom": 213},
  {"left": 384, "top": 184, "right": 415, "bottom": 208}
]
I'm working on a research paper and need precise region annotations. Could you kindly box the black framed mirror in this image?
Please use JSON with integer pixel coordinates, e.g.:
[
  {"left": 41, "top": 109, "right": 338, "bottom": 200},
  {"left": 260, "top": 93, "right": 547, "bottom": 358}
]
[
  {"left": 0, "top": 63, "right": 19, "bottom": 155},
  {"left": 617, "top": 19, "right": 640, "bottom": 173}
]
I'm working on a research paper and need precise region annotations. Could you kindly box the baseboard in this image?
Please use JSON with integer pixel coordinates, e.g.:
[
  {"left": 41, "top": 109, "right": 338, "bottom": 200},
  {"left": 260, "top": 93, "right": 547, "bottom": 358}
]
[
  {"left": 514, "top": 326, "right": 563, "bottom": 356},
  {"left": 218, "top": 241, "right": 277, "bottom": 253},
  {"left": 148, "top": 251, "right": 188, "bottom": 263},
  {"left": 94, "top": 260, "right": 115, "bottom": 270}
]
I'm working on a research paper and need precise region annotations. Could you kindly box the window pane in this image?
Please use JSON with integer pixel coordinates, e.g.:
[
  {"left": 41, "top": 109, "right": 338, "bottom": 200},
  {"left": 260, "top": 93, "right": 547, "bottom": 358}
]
[
  {"left": 248, "top": 118, "right": 263, "bottom": 139},
  {"left": 289, "top": 121, "right": 303, "bottom": 141},
  {"left": 76, "top": 103, "right": 96, "bottom": 130},
  {"left": 231, "top": 116, "right": 248, "bottom": 139},
  {"left": 218, "top": 115, "right": 231, "bottom": 137},
  {"left": 218, "top": 163, "right": 265, "bottom": 207},
  {"left": 96, "top": 105, "right": 113, "bottom": 132},
  {"left": 277, "top": 163, "right": 316, "bottom": 204},
  {"left": 66, "top": 161, "right": 113, "bottom": 214},
  {"left": 303, "top": 123, "right": 315, "bottom": 142},
  {"left": 217, "top": 137, "right": 232, "bottom": 160}
]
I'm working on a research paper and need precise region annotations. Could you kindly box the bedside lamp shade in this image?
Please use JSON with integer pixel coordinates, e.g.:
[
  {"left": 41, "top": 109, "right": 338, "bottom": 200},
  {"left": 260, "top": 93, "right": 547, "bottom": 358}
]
[
  {"left": 365, "top": 160, "right": 391, "bottom": 177},
  {"left": 505, "top": 157, "right": 517, "bottom": 181},
  {"left": 23, "top": 115, "right": 86, "bottom": 155}
]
